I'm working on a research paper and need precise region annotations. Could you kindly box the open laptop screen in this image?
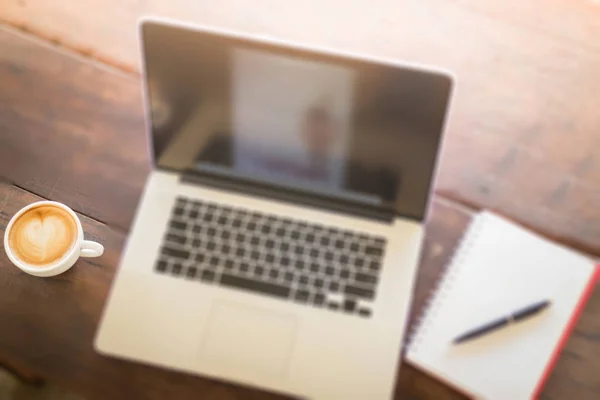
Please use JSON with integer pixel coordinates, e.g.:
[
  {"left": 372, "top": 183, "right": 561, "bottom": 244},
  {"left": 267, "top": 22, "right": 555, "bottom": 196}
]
[{"left": 142, "top": 21, "right": 452, "bottom": 221}]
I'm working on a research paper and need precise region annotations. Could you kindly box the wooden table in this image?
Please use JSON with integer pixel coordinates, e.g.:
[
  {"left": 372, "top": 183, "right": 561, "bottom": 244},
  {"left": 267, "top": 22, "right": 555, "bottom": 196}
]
[{"left": 1, "top": 0, "right": 599, "bottom": 397}]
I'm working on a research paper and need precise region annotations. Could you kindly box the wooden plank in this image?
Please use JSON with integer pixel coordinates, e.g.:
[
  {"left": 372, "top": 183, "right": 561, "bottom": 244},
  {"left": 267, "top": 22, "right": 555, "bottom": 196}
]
[{"left": 0, "top": 26, "right": 149, "bottom": 232}]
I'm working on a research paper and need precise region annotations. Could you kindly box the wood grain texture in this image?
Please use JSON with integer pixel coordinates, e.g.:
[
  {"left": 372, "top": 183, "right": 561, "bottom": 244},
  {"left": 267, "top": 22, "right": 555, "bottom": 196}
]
[
  {"left": 0, "top": 1, "right": 599, "bottom": 397},
  {"left": 3, "top": 0, "right": 600, "bottom": 254},
  {"left": 0, "top": 26, "right": 149, "bottom": 232}
]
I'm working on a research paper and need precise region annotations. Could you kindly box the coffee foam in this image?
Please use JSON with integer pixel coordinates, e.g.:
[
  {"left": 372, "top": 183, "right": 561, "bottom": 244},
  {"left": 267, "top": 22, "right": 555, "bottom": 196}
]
[{"left": 8, "top": 205, "right": 78, "bottom": 267}]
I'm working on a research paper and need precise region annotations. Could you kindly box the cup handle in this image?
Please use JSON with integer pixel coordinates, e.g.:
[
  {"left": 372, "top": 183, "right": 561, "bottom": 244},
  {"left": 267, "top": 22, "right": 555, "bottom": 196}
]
[{"left": 80, "top": 240, "right": 104, "bottom": 258}]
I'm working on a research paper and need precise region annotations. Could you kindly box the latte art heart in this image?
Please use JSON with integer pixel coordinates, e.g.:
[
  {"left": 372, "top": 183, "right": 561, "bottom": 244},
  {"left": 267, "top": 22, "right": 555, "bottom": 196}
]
[{"left": 8, "top": 205, "right": 78, "bottom": 267}]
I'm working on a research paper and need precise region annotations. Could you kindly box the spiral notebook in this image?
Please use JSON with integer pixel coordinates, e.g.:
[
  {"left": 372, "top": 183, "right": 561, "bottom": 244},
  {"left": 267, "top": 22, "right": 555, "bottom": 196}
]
[{"left": 407, "top": 211, "right": 600, "bottom": 400}]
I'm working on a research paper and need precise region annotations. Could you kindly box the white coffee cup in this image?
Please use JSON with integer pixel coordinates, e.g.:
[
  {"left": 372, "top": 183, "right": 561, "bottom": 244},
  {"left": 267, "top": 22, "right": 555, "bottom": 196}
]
[{"left": 3, "top": 201, "right": 104, "bottom": 277}]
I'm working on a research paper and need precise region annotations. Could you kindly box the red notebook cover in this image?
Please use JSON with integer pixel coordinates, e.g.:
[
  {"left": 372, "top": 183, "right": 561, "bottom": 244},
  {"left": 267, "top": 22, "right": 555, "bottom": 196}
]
[{"left": 532, "top": 264, "right": 600, "bottom": 399}]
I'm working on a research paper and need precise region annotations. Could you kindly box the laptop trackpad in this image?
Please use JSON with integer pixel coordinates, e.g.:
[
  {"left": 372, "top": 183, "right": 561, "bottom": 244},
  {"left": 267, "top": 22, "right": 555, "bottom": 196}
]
[{"left": 199, "top": 301, "right": 297, "bottom": 378}]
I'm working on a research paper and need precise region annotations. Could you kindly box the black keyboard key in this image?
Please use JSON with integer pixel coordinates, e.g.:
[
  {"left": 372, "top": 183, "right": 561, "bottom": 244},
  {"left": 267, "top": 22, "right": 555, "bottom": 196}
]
[
  {"left": 261, "top": 225, "right": 271, "bottom": 234},
  {"left": 265, "top": 253, "right": 275, "bottom": 263},
  {"left": 266, "top": 239, "right": 275, "bottom": 248},
  {"left": 314, "top": 278, "right": 324, "bottom": 288},
  {"left": 222, "top": 244, "right": 231, "bottom": 254},
  {"left": 210, "top": 256, "right": 219, "bottom": 266},
  {"left": 192, "top": 225, "right": 202, "bottom": 234},
  {"left": 247, "top": 222, "right": 257, "bottom": 231},
  {"left": 281, "top": 257, "right": 290, "bottom": 267},
  {"left": 344, "top": 298, "right": 357, "bottom": 312},
  {"left": 171, "top": 263, "right": 183, "bottom": 275},
  {"left": 255, "top": 266, "right": 264, "bottom": 276},
  {"left": 329, "top": 281, "right": 339, "bottom": 292},
  {"left": 314, "top": 293, "right": 326, "bottom": 306},
  {"left": 358, "top": 308, "right": 372, "bottom": 317},
  {"left": 281, "top": 243, "right": 290, "bottom": 252},
  {"left": 340, "top": 269, "right": 350, "bottom": 279},
  {"left": 201, "top": 270, "right": 215, "bottom": 282},
  {"left": 156, "top": 260, "right": 167, "bottom": 272},
  {"left": 340, "top": 254, "right": 349, "bottom": 264},
  {"left": 325, "top": 251, "right": 334, "bottom": 261},
  {"left": 294, "top": 260, "right": 305, "bottom": 270},
  {"left": 284, "top": 272, "right": 294, "bottom": 282},
  {"left": 325, "top": 266, "right": 335, "bottom": 276},
  {"left": 220, "top": 273, "right": 290, "bottom": 299},
  {"left": 206, "top": 242, "right": 216, "bottom": 251},
  {"left": 232, "top": 219, "right": 242, "bottom": 228},
  {"left": 166, "top": 233, "right": 186, "bottom": 245},
  {"left": 305, "top": 233, "right": 315, "bottom": 243},
  {"left": 354, "top": 258, "right": 365, "bottom": 268},
  {"left": 299, "top": 276, "right": 309, "bottom": 285},
  {"left": 294, "top": 246, "right": 304, "bottom": 256},
  {"left": 217, "top": 216, "right": 227, "bottom": 225},
  {"left": 320, "top": 237, "right": 330, "bottom": 246},
  {"left": 290, "top": 231, "right": 300, "bottom": 240},
  {"left": 309, "top": 249, "right": 319, "bottom": 258},
  {"left": 195, "top": 253, "right": 205, "bottom": 263},
  {"left": 225, "top": 259, "right": 234, "bottom": 269},
  {"left": 203, "top": 214, "right": 213, "bottom": 223},
  {"left": 221, "top": 231, "right": 230, "bottom": 240},
  {"left": 350, "top": 242, "right": 360, "bottom": 252},
  {"left": 192, "top": 238, "right": 201, "bottom": 247},
  {"left": 186, "top": 267, "right": 197, "bottom": 279},
  {"left": 334, "top": 239, "right": 344, "bottom": 248},
  {"left": 240, "top": 262, "right": 250, "bottom": 272},
  {"left": 169, "top": 220, "right": 187, "bottom": 230},
  {"left": 328, "top": 302, "right": 340, "bottom": 310},
  {"left": 276, "top": 227, "right": 286, "bottom": 236},
  {"left": 162, "top": 247, "right": 190, "bottom": 259},
  {"left": 369, "top": 260, "right": 381, "bottom": 271},
  {"left": 365, "top": 245, "right": 384, "bottom": 257},
  {"left": 236, "top": 248, "right": 245, "bottom": 257},
  {"left": 235, "top": 233, "right": 245, "bottom": 242},
  {"left": 345, "top": 285, "right": 375, "bottom": 299},
  {"left": 295, "top": 289, "right": 310, "bottom": 303},
  {"left": 189, "top": 210, "right": 199, "bottom": 219},
  {"left": 310, "top": 263, "right": 320, "bottom": 273},
  {"left": 269, "top": 269, "right": 279, "bottom": 279},
  {"left": 355, "top": 272, "right": 377, "bottom": 285},
  {"left": 250, "top": 236, "right": 260, "bottom": 246},
  {"left": 251, "top": 251, "right": 260, "bottom": 260},
  {"left": 174, "top": 207, "right": 185, "bottom": 216}
]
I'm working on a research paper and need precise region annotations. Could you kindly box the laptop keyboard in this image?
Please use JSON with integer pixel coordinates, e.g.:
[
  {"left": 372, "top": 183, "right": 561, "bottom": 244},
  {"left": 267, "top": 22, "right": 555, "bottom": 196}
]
[{"left": 154, "top": 196, "right": 387, "bottom": 317}]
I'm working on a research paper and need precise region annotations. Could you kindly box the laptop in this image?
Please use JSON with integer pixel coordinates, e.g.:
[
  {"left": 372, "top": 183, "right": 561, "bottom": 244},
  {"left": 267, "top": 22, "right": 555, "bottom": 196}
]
[{"left": 95, "top": 17, "right": 453, "bottom": 400}]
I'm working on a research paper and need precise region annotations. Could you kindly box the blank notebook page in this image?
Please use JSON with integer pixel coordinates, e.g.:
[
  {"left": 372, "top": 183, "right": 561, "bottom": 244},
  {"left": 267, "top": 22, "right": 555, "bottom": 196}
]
[{"left": 407, "top": 211, "right": 597, "bottom": 400}]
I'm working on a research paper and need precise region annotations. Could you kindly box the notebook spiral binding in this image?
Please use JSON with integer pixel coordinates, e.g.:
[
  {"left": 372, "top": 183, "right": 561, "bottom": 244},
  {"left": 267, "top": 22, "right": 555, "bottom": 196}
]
[{"left": 407, "top": 214, "right": 486, "bottom": 353}]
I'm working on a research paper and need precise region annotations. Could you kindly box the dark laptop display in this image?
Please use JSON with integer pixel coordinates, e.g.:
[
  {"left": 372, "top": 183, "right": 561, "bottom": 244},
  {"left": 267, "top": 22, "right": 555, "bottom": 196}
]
[{"left": 142, "top": 22, "right": 452, "bottom": 220}]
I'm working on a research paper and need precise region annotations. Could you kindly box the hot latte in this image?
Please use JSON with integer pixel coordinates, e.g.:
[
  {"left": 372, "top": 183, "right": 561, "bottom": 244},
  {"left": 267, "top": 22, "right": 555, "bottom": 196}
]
[{"left": 7, "top": 204, "right": 78, "bottom": 267}]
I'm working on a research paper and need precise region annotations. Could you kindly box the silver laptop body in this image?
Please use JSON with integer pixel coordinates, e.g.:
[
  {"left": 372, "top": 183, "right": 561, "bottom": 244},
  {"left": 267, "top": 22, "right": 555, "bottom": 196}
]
[{"left": 96, "top": 17, "right": 453, "bottom": 400}]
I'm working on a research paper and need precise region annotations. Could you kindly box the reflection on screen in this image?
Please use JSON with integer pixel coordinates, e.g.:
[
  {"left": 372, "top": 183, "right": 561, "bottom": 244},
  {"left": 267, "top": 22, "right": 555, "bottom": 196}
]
[{"left": 230, "top": 49, "right": 354, "bottom": 195}]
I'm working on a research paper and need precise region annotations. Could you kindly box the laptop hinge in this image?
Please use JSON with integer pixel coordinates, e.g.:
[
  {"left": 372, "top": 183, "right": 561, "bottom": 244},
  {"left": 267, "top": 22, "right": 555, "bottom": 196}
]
[{"left": 181, "top": 170, "right": 394, "bottom": 223}]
